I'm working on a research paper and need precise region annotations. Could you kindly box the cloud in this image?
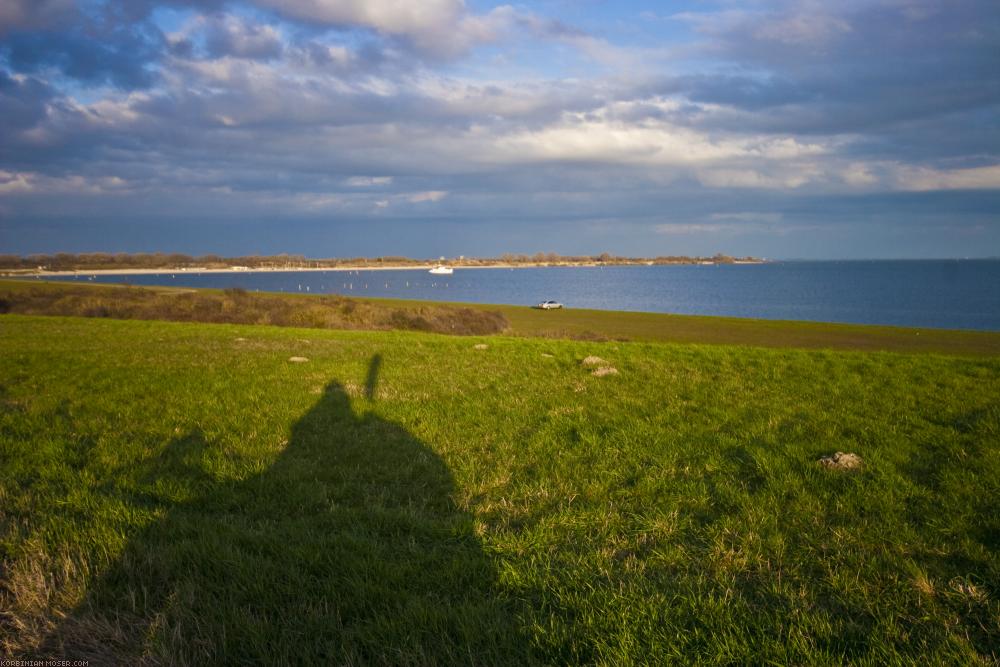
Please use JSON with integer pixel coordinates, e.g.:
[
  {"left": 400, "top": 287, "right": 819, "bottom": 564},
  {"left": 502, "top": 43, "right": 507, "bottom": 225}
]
[
  {"left": 249, "top": 0, "right": 518, "bottom": 58},
  {"left": 0, "top": 0, "right": 75, "bottom": 34},
  {"left": 345, "top": 176, "right": 393, "bottom": 187},
  {"left": 0, "top": 69, "right": 59, "bottom": 131},
  {"left": 0, "top": 169, "right": 132, "bottom": 195},
  {"left": 749, "top": 11, "right": 852, "bottom": 47},
  {"left": 203, "top": 14, "right": 283, "bottom": 60},
  {"left": 487, "top": 102, "right": 831, "bottom": 179},
  {"left": 895, "top": 164, "right": 1000, "bottom": 191},
  {"left": 408, "top": 190, "right": 447, "bottom": 203},
  {"left": 663, "top": 0, "right": 1000, "bottom": 142},
  {"left": 696, "top": 167, "right": 820, "bottom": 190},
  {"left": 0, "top": 0, "right": 998, "bottom": 259},
  {"left": 0, "top": 3, "right": 166, "bottom": 89}
]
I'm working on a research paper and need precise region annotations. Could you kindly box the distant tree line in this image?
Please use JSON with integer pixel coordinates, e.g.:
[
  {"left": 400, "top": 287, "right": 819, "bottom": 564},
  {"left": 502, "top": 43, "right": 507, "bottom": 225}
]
[
  {"left": 0, "top": 251, "right": 761, "bottom": 272},
  {"left": 0, "top": 253, "right": 314, "bottom": 271}
]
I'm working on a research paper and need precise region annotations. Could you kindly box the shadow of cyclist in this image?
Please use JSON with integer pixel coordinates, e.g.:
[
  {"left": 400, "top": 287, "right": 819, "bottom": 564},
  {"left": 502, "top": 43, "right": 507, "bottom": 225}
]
[{"left": 40, "top": 354, "right": 532, "bottom": 665}]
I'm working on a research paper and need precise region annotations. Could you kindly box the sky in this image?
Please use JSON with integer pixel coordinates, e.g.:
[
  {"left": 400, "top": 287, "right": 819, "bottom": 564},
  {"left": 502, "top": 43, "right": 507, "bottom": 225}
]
[{"left": 1, "top": 0, "right": 999, "bottom": 259}]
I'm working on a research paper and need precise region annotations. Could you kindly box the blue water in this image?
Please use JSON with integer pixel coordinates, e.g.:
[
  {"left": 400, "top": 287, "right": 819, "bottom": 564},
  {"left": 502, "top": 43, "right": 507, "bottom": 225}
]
[{"left": 43, "top": 260, "right": 1000, "bottom": 331}]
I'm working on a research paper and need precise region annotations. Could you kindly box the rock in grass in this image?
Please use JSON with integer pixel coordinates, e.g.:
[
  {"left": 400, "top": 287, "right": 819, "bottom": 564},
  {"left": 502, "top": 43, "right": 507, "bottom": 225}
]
[
  {"left": 288, "top": 356, "right": 309, "bottom": 363},
  {"left": 473, "top": 344, "right": 489, "bottom": 350},
  {"left": 592, "top": 366, "right": 618, "bottom": 377},
  {"left": 818, "top": 451, "right": 862, "bottom": 471},
  {"left": 582, "top": 355, "right": 607, "bottom": 366}
]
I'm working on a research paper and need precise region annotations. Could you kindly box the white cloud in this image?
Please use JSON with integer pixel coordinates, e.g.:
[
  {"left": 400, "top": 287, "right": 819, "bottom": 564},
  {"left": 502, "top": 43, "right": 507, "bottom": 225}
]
[
  {"left": 0, "top": 170, "right": 34, "bottom": 194},
  {"left": 250, "top": 0, "right": 518, "bottom": 58},
  {"left": 345, "top": 176, "right": 393, "bottom": 187},
  {"left": 0, "top": 170, "right": 132, "bottom": 195},
  {"left": 294, "top": 193, "right": 343, "bottom": 210},
  {"left": 253, "top": 0, "right": 463, "bottom": 34},
  {"left": 895, "top": 164, "right": 1000, "bottom": 191},
  {"left": 203, "top": 14, "right": 284, "bottom": 60},
  {"left": 696, "top": 166, "right": 820, "bottom": 189},
  {"left": 408, "top": 190, "right": 448, "bottom": 203},
  {"left": 486, "top": 102, "right": 830, "bottom": 170},
  {"left": 840, "top": 162, "right": 879, "bottom": 187}
]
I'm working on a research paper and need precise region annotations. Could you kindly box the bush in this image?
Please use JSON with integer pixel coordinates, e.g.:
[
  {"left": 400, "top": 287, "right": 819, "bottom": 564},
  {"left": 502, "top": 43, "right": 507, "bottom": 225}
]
[
  {"left": 0, "top": 284, "right": 508, "bottom": 337},
  {"left": 389, "top": 309, "right": 435, "bottom": 332}
]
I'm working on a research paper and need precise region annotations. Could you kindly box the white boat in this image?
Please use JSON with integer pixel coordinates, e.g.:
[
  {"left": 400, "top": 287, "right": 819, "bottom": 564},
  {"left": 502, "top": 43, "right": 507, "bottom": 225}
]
[{"left": 428, "top": 265, "right": 453, "bottom": 275}]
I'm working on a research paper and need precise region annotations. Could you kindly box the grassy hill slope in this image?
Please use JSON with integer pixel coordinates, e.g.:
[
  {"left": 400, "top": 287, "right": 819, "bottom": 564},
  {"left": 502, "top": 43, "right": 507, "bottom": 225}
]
[
  {"left": 1, "top": 315, "right": 998, "bottom": 664},
  {"left": 4, "top": 279, "right": 1000, "bottom": 355}
]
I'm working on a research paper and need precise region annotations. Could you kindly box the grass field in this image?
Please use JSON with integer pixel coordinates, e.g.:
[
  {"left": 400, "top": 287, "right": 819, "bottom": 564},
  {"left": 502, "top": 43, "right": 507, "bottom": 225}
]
[
  {"left": 386, "top": 297, "right": 1000, "bottom": 356},
  {"left": 1, "top": 314, "right": 999, "bottom": 664},
  {"left": 4, "top": 278, "right": 1000, "bottom": 356}
]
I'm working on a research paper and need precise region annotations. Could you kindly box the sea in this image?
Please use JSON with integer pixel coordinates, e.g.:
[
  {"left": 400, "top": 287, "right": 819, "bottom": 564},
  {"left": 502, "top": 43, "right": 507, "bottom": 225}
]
[{"left": 39, "top": 260, "right": 1000, "bottom": 331}]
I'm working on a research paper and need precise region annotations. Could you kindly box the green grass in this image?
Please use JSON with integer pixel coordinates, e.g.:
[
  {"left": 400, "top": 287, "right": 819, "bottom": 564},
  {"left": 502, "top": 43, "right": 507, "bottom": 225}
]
[
  {"left": 4, "top": 278, "right": 1000, "bottom": 355},
  {"left": 362, "top": 296, "right": 1000, "bottom": 356},
  {"left": 2, "top": 314, "right": 999, "bottom": 664}
]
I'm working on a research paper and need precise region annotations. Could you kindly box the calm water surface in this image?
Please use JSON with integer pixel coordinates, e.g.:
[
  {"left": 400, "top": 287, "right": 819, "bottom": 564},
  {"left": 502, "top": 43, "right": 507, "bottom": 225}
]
[{"left": 45, "top": 260, "right": 1000, "bottom": 331}]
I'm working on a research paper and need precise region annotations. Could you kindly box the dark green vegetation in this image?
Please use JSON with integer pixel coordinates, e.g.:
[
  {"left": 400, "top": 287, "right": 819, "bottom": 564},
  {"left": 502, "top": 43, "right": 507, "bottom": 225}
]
[
  {"left": 4, "top": 279, "right": 1000, "bottom": 356},
  {"left": 0, "top": 281, "right": 507, "bottom": 336},
  {"left": 1, "top": 315, "right": 998, "bottom": 664}
]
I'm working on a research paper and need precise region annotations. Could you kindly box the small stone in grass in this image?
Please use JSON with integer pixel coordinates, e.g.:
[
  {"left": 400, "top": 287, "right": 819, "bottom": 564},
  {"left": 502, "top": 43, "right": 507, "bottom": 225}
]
[
  {"left": 818, "top": 451, "right": 862, "bottom": 471},
  {"left": 541, "top": 353, "right": 554, "bottom": 358},
  {"left": 473, "top": 344, "right": 488, "bottom": 350},
  {"left": 288, "top": 356, "right": 309, "bottom": 363},
  {"left": 582, "top": 355, "right": 607, "bottom": 366},
  {"left": 592, "top": 366, "right": 618, "bottom": 377}
]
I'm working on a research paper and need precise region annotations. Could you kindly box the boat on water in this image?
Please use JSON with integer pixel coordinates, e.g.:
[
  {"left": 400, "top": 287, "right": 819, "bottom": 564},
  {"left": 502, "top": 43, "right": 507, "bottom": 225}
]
[{"left": 428, "top": 265, "right": 453, "bottom": 275}]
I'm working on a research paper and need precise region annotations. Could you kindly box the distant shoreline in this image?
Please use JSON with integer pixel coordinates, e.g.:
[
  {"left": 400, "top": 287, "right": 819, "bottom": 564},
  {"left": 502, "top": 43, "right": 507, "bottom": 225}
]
[{"left": 3, "top": 260, "right": 767, "bottom": 277}]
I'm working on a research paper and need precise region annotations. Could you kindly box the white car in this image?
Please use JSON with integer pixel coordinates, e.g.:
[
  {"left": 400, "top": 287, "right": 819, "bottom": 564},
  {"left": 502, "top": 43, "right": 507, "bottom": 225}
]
[{"left": 536, "top": 300, "right": 564, "bottom": 310}]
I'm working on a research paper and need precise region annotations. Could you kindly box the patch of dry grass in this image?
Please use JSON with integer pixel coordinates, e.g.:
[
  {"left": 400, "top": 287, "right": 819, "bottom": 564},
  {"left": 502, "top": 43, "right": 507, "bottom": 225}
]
[{"left": 0, "top": 284, "right": 507, "bottom": 336}]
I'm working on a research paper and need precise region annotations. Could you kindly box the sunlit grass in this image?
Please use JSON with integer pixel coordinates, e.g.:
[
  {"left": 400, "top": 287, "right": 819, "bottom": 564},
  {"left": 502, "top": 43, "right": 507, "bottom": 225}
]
[
  {"left": 1, "top": 314, "right": 998, "bottom": 664},
  {"left": 4, "top": 279, "right": 999, "bottom": 356}
]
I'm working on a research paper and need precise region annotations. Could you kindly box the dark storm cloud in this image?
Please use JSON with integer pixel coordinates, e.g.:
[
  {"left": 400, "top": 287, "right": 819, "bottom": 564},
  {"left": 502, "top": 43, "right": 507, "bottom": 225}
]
[
  {"left": 0, "top": 0, "right": 244, "bottom": 89},
  {"left": 2, "top": 25, "right": 164, "bottom": 89},
  {"left": 661, "top": 68, "right": 1000, "bottom": 138},
  {"left": 0, "top": 0, "right": 171, "bottom": 89},
  {"left": 0, "top": 69, "right": 58, "bottom": 130},
  {"left": 673, "top": 0, "right": 1000, "bottom": 134}
]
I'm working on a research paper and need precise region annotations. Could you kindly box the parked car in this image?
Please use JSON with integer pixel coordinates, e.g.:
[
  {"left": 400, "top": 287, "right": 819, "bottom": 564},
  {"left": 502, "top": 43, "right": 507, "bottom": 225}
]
[{"left": 535, "top": 300, "right": 564, "bottom": 309}]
